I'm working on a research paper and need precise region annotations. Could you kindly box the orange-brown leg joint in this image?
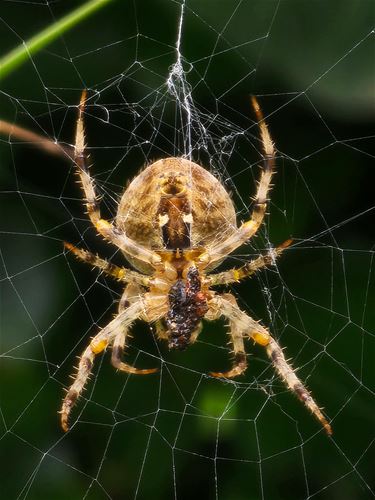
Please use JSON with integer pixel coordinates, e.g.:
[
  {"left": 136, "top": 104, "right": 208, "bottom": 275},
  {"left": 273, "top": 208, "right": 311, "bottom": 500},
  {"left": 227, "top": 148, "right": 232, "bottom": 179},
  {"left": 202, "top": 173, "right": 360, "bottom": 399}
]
[
  {"left": 90, "top": 338, "right": 108, "bottom": 354},
  {"left": 251, "top": 331, "right": 270, "bottom": 346}
]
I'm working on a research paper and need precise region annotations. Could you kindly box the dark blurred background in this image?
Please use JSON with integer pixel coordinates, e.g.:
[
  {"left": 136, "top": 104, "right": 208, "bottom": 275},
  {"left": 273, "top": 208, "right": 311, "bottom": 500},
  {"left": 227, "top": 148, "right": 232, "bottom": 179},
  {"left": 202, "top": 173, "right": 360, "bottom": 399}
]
[{"left": 0, "top": 1, "right": 374, "bottom": 499}]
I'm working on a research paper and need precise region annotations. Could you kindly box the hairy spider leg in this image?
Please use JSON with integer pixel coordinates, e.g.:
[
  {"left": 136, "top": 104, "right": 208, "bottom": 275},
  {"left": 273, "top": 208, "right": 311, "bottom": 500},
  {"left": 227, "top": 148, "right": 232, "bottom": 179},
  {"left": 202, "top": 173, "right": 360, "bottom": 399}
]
[
  {"left": 198, "top": 96, "right": 275, "bottom": 267},
  {"left": 110, "top": 329, "right": 158, "bottom": 375},
  {"left": 111, "top": 283, "right": 158, "bottom": 375},
  {"left": 208, "top": 239, "right": 292, "bottom": 286},
  {"left": 207, "top": 295, "right": 332, "bottom": 435},
  {"left": 208, "top": 294, "right": 248, "bottom": 378},
  {"left": 64, "top": 242, "right": 150, "bottom": 286},
  {"left": 265, "top": 337, "right": 332, "bottom": 435},
  {"left": 1, "top": 93, "right": 331, "bottom": 436},
  {"left": 74, "top": 90, "right": 162, "bottom": 268},
  {"left": 60, "top": 299, "right": 148, "bottom": 432}
]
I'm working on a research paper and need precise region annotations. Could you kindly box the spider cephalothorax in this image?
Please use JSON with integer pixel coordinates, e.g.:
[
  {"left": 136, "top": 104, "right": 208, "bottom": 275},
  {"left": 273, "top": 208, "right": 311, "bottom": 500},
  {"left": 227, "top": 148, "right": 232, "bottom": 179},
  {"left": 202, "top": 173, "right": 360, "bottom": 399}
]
[{"left": 8, "top": 91, "right": 331, "bottom": 434}]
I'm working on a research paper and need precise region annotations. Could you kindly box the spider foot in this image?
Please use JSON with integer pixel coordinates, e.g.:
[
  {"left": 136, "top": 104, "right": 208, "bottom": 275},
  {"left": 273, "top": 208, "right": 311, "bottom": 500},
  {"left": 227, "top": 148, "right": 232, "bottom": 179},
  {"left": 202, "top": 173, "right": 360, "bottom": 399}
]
[
  {"left": 210, "top": 353, "right": 247, "bottom": 379},
  {"left": 60, "top": 389, "right": 78, "bottom": 432},
  {"left": 111, "top": 343, "right": 158, "bottom": 374},
  {"left": 113, "top": 361, "right": 158, "bottom": 375}
]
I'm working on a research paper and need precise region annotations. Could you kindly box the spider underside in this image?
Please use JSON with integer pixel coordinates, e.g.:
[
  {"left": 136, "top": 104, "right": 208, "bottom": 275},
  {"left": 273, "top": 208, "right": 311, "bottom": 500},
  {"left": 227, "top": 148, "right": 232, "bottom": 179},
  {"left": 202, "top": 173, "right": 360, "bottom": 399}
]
[{"left": 57, "top": 92, "right": 331, "bottom": 435}]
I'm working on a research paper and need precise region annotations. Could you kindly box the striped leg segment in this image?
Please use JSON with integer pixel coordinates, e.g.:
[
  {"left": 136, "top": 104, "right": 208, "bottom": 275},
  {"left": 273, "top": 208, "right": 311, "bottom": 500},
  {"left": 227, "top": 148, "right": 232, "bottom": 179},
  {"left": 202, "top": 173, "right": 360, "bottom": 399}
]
[
  {"left": 265, "top": 337, "right": 332, "bottom": 435},
  {"left": 199, "top": 96, "right": 276, "bottom": 267},
  {"left": 64, "top": 241, "right": 150, "bottom": 286},
  {"left": 209, "top": 294, "right": 247, "bottom": 378},
  {"left": 210, "top": 346, "right": 247, "bottom": 379},
  {"left": 60, "top": 345, "right": 95, "bottom": 433},
  {"left": 73, "top": 91, "right": 161, "bottom": 268},
  {"left": 207, "top": 295, "right": 332, "bottom": 435},
  {"left": 110, "top": 283, "right": 158, "bottom": 375},
  {"left": 60, "top": 300, "right": 145, "bottom": 432},
  {"left": 208, "top": 239, "right": 292, "bottom": 286},
  {"left": 111, "top": 330, "right": 158, "bottom": 375}
]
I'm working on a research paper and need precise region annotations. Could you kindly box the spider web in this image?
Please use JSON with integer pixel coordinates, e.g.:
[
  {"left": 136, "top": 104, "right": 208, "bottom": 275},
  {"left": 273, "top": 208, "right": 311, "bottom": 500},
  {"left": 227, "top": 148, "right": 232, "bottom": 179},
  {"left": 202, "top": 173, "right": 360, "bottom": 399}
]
[{"left": 1, "top": 1, "right": 374, "bottom": 499}]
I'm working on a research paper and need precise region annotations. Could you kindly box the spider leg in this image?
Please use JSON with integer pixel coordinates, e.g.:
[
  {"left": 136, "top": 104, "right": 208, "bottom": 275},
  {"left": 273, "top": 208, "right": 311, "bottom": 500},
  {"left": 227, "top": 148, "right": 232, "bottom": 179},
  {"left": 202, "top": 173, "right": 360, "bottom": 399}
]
[
  {"left": 111, "top": 330, "right": 158, "bottom": 375},
  {"left": 111, "top": 284, "right": 158, "bottom": 375},
  {"left": 64, "top": 241, "right": 150, "bottom": 286},
  {"left": 207, "top": 239, "right": 292, "bottom": 286},
  {"left": 198, "top": 97, "right": 275, "bottom": 267},
  {"left": 73, "top": 91, "right": 161, "bottom": 268},
  {"left": 265, "top": 336, "right": 332, "bottom": 435},
  {"left": 209, "top": 294, "right": 247, "bottom": 378},
  {"left": 207, "top": 295, "right": 332, "bottom": 435},
  {"left": 60, "top": 299, "right": 146, "bottom": 432}
]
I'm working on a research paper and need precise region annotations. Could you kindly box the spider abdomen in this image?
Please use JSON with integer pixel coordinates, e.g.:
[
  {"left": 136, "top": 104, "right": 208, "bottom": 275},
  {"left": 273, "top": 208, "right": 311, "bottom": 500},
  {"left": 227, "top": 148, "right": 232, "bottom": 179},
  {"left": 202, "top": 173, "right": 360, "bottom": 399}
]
[{"left": 116, "top": 157, "right": 237, "bottom": 273}]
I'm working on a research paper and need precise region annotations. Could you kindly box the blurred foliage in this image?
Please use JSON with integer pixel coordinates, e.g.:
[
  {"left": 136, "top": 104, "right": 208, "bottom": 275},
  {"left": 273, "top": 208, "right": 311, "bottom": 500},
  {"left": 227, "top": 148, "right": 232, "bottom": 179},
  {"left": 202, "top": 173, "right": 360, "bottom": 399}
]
[{"left": 0, "top": 1, "right": 374, "bottom": 499}]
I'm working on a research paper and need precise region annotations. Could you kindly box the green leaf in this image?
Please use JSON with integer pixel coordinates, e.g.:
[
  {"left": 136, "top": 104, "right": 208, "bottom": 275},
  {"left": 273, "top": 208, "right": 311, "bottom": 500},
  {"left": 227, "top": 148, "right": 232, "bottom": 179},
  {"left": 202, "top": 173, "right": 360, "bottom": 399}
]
[{"left": 0, "top": 0, "right": 115, "bottom": 79}]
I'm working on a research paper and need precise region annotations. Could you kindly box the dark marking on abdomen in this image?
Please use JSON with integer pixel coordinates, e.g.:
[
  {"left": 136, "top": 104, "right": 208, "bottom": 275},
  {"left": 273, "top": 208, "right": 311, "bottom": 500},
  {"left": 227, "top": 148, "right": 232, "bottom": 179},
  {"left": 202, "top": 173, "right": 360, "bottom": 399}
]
[
  {"left": 156, "top": 174, "right": 192, "bottom": 249},
  {"left": 158, "top": 196, "right": 191, "bottom": 249}
]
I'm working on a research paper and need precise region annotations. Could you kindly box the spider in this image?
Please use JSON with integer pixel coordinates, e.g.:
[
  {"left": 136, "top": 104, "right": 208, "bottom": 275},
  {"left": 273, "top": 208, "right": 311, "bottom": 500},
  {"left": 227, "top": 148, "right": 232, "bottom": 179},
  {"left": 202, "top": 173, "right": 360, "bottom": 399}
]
[{"left": 1, "top": 93, "right": 332, "bottom": 435}]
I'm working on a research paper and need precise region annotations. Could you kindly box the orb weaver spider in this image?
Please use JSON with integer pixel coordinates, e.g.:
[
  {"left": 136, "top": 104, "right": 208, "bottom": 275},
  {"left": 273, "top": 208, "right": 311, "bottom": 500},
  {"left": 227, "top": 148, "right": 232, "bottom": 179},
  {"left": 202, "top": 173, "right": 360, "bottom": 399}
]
[{"left": 0, "top": 93, "right": 332, "bottom": 435}]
